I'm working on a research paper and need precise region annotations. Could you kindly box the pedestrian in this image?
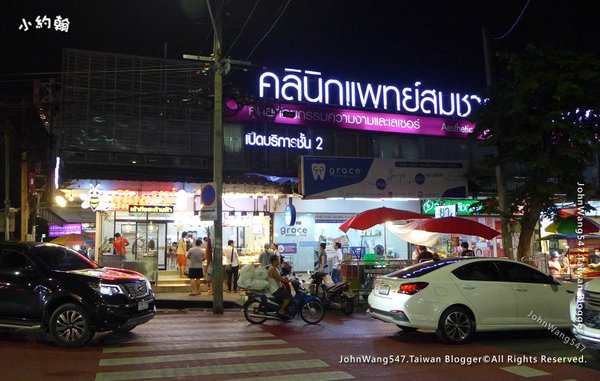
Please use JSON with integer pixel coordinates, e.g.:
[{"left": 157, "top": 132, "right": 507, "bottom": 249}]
[
  {"left": 315, "top": 242, "right": 329, "bottom": 274},
  {"left": 548, "top": 251, "right": 562, "bottom": 277},
  {"left": 224, "top": 239, "right": 239, "bottom": 293},
  {"left": 331, "top": 242, "right": 343, "bottom": 283},
  {"left": 460, "top": 242, "right": 475, "bottom": 256},
  {"left": 186, "top": 239, "right": 205, "bottom": 296},
  {"left": 113, "top": 233, "right": 129, "bottom": 264},
  {"left": 203, "top": 237, "right": 214, "bottom": 295},
  {"left": 177, "top": 231, "right": 188, "bottom": 278},
  {"left": 415, "top": 245, "right": 434, "bottom": 263},
  {"left": 271, "top": 242, "right": 281, "bottom": 261},
  {"left": 258, "top": 243, "right": 271, "bottom": 268}
]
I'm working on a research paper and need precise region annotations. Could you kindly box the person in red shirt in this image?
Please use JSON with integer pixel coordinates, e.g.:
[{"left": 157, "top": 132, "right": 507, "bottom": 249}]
[
  {"left": 203, "top": 237, "right": 214, "bottom": 295},
  {"left": 113, "top": 233, "right": 129, "bottom": 260}
]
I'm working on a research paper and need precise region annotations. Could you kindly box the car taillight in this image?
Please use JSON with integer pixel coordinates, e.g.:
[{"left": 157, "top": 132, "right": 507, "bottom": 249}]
[{"left": 398, "top": 282, "right": 428, "bottom": 295}]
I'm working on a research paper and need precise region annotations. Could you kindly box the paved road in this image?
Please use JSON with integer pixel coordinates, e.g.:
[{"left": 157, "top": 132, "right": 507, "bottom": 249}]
[{"left": 0, "top": 309, "right": 599, "bottom": 380}]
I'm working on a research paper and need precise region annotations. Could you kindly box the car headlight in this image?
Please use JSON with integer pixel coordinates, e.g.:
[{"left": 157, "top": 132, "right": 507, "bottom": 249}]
[
  {"left": 145, "top": 278, "right": 153, "bottom": 293},
  {"left": 90, "top": 282, "right": 123, "bottom": 296}
]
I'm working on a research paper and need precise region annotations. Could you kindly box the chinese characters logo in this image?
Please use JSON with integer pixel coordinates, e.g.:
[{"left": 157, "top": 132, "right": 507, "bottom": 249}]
[{"left": 19, "top": 15, "right": 70, "bottom": 32}]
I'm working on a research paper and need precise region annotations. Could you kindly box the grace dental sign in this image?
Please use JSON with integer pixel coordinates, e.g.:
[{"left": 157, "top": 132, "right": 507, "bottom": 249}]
[{"left": 259, "top": 68, "right": 481, "bottom": 118}]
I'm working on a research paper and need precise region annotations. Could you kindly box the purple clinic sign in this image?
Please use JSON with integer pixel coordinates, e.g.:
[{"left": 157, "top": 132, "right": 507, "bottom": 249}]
[
  {"left": 49, "top": 223, "right": 82, "bottom": 237},
  {"left": 224, "top": 102, "right": 476, "bottom": 139}
]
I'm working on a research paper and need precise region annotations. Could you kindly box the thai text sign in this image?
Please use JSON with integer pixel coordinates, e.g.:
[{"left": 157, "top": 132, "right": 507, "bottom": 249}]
[
  {"left": 128, "top": 205, "right": 174, "bottom": 214},
  {"left": 49, "top": 223, "right": 82, "bottom": 237},
  {"left": 225, "top": 102, "right": 476, "bottom": 139},
  {"left": 258, "top": 68, "right": 481, "bottom": 118}
]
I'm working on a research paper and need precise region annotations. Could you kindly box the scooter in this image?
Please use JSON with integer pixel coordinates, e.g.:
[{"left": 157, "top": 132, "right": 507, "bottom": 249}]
[
  {"left": 243, "top": 278, "right": 325, "bottom": 324},
  {"left": 309, "top": 271, "right": 354, "bottom": 315}
]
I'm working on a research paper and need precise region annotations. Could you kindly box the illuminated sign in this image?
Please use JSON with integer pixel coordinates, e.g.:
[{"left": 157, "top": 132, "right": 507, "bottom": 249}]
[
  {"left": 225, "top": 102, "right": 476, "bottom": 139},
  {"left": 49, "top": 223, "right": 82, "bottom": 237},
  {"left": 128, "top": 205, "right": 174, "bottom": 213},
  {"left": 245, "top": 131, "right": 324, "bottom": 150},
  {"left": 83, "top": 189, "right": 177, "bottom": 211},
  {"left": 422, "top": 199, "right": 481, "bottom": 215},
  {"left": 258, "top": 68, "right": 481, "bottom": 118}
]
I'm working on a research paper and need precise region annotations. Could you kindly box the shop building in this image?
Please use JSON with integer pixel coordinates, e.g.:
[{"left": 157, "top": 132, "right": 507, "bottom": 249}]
[{"left": 53, "top": 49, "right": 505, "bottom": 278}]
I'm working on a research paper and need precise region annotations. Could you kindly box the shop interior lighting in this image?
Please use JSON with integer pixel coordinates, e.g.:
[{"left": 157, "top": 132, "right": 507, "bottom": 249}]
[{"left": 55, "top": 195, "right": 67, "bottom": 207}]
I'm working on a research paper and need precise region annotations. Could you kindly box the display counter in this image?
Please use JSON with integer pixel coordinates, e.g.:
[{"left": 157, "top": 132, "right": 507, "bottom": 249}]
[
  {"left": 122, "top": 257, "right": 158, "bottom": 283},
  {"left": 341, "top": 258, "right": 411, "bottom": 297},
  {"left": 101, "top": 254, "right": 122, "bottom": 268},
  {"left": 100, "top": 254, "right": 157, "bottom": 283}
]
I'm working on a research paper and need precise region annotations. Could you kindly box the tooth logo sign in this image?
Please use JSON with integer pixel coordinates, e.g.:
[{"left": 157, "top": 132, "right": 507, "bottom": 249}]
[{"left": 311, "top": 163, "right": 326, "bottom": 181}]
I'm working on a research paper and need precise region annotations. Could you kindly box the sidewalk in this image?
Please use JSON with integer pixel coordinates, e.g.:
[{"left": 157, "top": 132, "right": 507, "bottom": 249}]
[{"left": 154, "top": 289, "right": 245, "bottom": 310}]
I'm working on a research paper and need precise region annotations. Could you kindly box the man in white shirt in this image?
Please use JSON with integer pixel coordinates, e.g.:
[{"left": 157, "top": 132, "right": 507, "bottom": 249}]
[
  {"left": 225, "top": 240, "right": 239, "bottom": 293},
  {"left": 332, "top": 242, "right": 344, "bottom": 283}
]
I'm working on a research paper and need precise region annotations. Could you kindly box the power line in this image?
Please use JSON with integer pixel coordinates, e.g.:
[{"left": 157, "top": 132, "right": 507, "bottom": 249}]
[
  {"left": 0, "top": 63, "right": 208, "bottom": 80},
  {"left": 492, "top": 0, "right": 531, "bottom": 40},
  {"left": 226, "top": 0, "right": 261, "bottom": 58},
  {"left": 244, "top": 0, "right": 292, "bottom": 61}
]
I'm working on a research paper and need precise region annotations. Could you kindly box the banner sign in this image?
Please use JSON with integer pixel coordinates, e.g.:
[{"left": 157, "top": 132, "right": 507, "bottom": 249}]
[
  {"left": 225, "top": 102, "right": 476, "bottom": 139},
  {"left": 422, "top": 199, "right": 481, "bottom": 215},
  {"left": 300, "top": 156, "right": 468, "bottom": 199},
  {"left": 49, "top": 223, "right": 82, "bottom": 237}
]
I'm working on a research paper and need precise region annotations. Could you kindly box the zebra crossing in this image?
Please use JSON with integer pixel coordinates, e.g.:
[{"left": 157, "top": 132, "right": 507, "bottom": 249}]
[{"left": 95, "top": 312, "right": 355, "bottom": 381}]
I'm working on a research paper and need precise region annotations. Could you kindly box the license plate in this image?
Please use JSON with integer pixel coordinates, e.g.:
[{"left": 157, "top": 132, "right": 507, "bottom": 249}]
[
  {"left": 379, "top": 285, "right": 390, "bottom": 295},
  {"left": 138, "top": 300, "right": 149, "bottom": 311}
]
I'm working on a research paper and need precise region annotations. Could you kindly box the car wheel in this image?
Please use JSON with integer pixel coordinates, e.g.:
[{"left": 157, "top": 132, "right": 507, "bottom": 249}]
[
  {"left": 436, "top": 306, "right": 475, "bottom": 344},
  {"left": 396, "top": 325, "right": 418, "bottom": 333},
  {"left": 49, "top": 303, "right": 94, "bottom": 347}
]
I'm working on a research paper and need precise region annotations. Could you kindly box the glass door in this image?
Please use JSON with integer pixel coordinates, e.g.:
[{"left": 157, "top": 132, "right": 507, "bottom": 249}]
[{"left": 137, "top": 221, "right": 167, "bottom": 270}]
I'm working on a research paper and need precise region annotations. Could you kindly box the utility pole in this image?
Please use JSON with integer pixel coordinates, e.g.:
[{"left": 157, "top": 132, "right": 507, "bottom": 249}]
[
  {"left": 3, "top": 132, "right": 10, "bottom": 241},
  {"left": 207, "top": 0, "right": 224, "bottom": 314},
  {"left": 482, "top": 27, "right": 513, "bottom": 260}
]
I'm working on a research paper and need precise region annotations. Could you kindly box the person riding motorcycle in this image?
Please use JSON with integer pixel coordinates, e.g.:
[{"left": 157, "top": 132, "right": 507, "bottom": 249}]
[{"left": 267, "top": 254, "right": 292, "bottom": 319}]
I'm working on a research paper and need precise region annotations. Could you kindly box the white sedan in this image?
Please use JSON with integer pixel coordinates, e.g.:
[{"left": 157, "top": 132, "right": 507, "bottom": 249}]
[{"left": 367, "top": 257, "right": 577, "bottom": 344}]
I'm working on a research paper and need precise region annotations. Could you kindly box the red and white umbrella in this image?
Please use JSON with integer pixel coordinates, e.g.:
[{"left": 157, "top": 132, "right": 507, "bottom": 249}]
[
  {"left": 402, "top": 216, "right": 500, "bottom": 240},
  {"left": 339, "top": 207, "right": 429, "bottom": 233}
]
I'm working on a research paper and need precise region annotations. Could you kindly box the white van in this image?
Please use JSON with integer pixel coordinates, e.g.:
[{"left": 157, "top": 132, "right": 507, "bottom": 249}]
[{"left": 570, "top": 277, "right": 600, "bottom": 360}]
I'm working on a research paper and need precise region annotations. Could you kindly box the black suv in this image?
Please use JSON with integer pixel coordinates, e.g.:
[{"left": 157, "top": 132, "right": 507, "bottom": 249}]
[{"left": 0, "top": 242, "right": 155, "bottom": 346}]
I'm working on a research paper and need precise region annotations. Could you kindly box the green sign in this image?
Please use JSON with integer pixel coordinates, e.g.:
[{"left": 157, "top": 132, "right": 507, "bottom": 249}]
[{"left": 422, "top": 199, "right": 481, "bottom": 215}]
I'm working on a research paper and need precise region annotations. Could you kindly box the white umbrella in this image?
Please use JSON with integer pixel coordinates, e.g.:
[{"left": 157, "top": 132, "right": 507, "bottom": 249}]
[{"left": 388, "top": 224, "right": 441, "bottom": 247}]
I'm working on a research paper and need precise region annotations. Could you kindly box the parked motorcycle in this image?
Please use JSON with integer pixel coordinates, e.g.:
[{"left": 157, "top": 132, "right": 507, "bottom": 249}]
[
  {"left": 309, "top": 271, "right": 354, "bottom": 315},
  {"left": 243, "top": 279, "right": 325, "bottom": 324}
]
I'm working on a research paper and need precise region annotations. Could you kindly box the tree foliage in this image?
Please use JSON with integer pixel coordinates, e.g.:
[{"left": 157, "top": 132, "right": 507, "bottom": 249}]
[{"left": 471, "top": 46, "right": 600, "bottom": 258}]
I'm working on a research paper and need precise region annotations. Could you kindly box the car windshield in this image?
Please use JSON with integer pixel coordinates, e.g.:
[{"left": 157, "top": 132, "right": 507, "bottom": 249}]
[
  {"left": 386, "top": 258, "right": 470, "bottom": 279},
  {"left": 31, "top": 245, "right": 98, "bottom": 271}
]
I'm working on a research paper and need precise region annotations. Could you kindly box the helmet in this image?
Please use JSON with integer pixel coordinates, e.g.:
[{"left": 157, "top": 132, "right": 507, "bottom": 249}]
[{"left": 281, "top": 260, "right": 293, "bottom": 276}]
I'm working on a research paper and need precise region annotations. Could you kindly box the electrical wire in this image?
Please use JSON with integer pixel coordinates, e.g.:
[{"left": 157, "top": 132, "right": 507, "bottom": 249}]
[
  {"left": 225, "top": 0, "right": 261, "bottom": 57},
  {"left": 243, "top": 0, "right": 292, "bottom": 61},
  {"left": 492, "top": 0, "right": 531, "bottom": 40}
]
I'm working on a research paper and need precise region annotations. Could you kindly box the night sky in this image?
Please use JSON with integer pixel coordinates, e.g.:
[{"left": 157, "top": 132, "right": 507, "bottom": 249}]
[{"left": 1, "top": 0, "right": 599, "bottom": 95}]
